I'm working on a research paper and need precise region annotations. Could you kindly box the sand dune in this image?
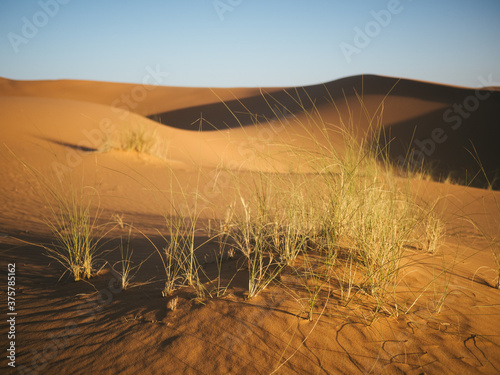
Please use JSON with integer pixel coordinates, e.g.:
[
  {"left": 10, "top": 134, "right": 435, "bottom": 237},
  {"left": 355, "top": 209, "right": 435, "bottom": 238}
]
[
  {"left": 1, "top": 75, "right": 500, "bottom": 374},
  {"left": 2, "top": 74, "right": 498, "bottom": 185},
  {"left": 147, "top": 74, "right": 500, "bottom": 186}
]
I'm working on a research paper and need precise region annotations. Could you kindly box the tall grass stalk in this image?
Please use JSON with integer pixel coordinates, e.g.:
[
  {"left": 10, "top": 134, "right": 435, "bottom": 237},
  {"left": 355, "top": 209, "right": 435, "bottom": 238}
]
[
  {"left": 229, "top": 195, "right": 284, "bottom": 299},
  {"left": 297, "top": 252, "right": 331, "bottom": 321},
  {"left": 467, "top": 147, "right": 500, "bottom": 288},
  {"left": 113, "top": 227, "right": 147, "bottom": 290},
  {"left": 155, "top": 164, "right": 212, "bottom": 299}
]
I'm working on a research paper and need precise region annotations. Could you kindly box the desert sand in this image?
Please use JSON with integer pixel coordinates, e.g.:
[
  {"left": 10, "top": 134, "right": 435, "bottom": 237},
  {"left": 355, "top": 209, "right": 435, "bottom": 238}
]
[{"left": 1, "top": 75, "right": 500, "bottom": 374}]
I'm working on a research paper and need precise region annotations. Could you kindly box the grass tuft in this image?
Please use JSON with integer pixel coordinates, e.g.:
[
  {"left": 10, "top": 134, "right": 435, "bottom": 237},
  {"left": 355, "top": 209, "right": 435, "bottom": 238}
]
[
  {"left": 9, "top": 150, "right": 108, "bottom": 282},
  {"left": 100, "top": 123, "right": 163, "bottom": 157}
]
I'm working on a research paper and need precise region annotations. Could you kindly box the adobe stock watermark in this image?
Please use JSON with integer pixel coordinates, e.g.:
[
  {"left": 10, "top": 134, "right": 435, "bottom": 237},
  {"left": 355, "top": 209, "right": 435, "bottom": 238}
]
[
  {"left": 7, "top": 0, "right": 71, "bottom": 54},
  {"left": 340, "top": 0, "right": 412, "bottom": 64},
  {"left": 396, "top": 74, "right": 499, "bottom": 172},
  {"left": 51, "top": 64, "right": 169, "bottom": 181},
  {"left": 213, "top": 0, "right": 243, "bottom": 21}
]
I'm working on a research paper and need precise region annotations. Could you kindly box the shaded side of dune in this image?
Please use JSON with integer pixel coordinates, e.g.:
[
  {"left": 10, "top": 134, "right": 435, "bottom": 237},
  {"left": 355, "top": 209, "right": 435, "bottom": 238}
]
[{"left": 377, "top": 90, "right": 500, "bottom": 189}]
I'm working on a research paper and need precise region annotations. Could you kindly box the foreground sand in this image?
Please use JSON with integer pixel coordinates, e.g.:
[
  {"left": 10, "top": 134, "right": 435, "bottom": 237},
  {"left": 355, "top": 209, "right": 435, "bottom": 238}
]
[{"left": 1, "top": 75, "right": 500, "bottom": 374}]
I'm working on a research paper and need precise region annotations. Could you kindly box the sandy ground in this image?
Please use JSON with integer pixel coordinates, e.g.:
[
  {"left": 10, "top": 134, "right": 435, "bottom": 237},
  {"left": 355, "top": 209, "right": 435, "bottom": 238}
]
[{"left": 1, "top": 75, "right": 500, "bottom": 374}]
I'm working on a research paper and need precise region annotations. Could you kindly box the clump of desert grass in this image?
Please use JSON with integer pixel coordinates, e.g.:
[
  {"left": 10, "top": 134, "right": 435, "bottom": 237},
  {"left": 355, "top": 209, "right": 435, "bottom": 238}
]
[
  {"left": 223, "top": 195, "right": 286, "bottom": 299},
  {"left": 43, "top": 184, "right": 103, "bottom": 281},
  {"left": 100, "top": 122, "right": 165, "bottom": 158},
  {"left": 9, "top": 151, "right": 110, "bottom": 281},
  {"left": 167, "top": 296, "right": 178, "bottom": 311},
  {"left": 421, "top": 212, "right": 445, "bottom": 254},
  {"left": 131, "top": 166, "right": 215, "bottom": 300}
]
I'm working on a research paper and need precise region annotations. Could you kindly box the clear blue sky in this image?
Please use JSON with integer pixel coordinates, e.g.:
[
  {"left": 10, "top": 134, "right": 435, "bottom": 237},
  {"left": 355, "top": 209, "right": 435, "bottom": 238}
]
[{"left": 1, "top": 0, "right": 499, "bottom": 88}]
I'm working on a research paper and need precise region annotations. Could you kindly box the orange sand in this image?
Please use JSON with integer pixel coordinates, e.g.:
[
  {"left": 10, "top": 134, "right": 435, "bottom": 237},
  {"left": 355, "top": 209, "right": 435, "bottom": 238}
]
[{"left": 1, "top": 75, "right": 500, "bottom": 374}]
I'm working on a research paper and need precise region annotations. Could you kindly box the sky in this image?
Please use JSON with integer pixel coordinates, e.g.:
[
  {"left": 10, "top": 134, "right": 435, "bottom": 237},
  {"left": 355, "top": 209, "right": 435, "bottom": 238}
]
[{"left": 0, "top": 0, "right": 499, "bottom": 88}]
